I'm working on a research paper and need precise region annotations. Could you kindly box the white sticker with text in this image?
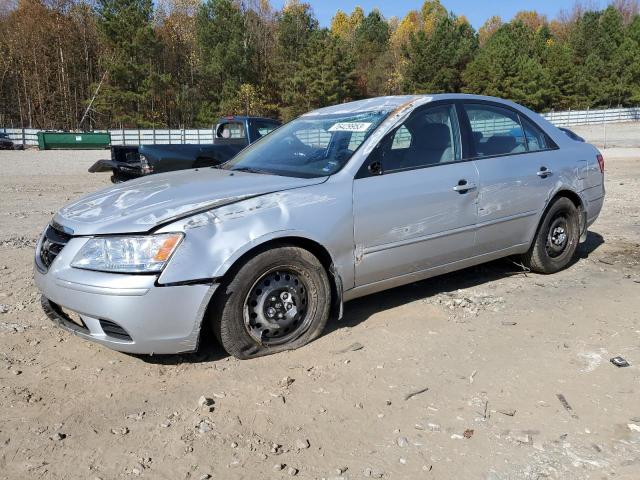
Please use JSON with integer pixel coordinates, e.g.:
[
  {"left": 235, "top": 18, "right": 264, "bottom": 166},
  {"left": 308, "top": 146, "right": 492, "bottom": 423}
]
[{"left": 328, "top": 122, "right": 372, "bottom": 132}]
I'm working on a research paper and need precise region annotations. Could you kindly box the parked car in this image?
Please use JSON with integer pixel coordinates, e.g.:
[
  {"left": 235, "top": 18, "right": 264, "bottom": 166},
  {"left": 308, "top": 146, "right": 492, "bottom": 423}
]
[
  {"left": 88, "top": 116, "right": 281, "bottom": 182},
  {"left": 0, "top": 132, "right": 16, "bottom": 150},
  {"left": 35, "top": 94, "right": 605, "bottom": 359}
]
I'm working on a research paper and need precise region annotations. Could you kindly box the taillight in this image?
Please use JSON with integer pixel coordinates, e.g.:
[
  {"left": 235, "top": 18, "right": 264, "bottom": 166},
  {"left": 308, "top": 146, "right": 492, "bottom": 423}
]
[{"left": 596, "top": 154, "right": 604, "bottom": 174}]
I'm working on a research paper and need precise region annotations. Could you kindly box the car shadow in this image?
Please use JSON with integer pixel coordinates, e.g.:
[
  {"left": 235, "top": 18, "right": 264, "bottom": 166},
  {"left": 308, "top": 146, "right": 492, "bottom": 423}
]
[
  {"left": 136, "top": 230, "right": 605, "bottom": 365},
  {"left": 327, "top": 230, "right": 605, "bottom": 334},
  {"left": 574, "top": 230, "right": 605, "bottom": 261}
]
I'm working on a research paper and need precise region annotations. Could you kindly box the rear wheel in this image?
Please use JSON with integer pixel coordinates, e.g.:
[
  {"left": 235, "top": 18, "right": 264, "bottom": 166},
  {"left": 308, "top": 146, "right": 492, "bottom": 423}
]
[
  {"left": 211, "top": 246, "right": 331, "bottom": 359},
  {"left": 523, "top": 197, "right": 580, "bottom": 274}
]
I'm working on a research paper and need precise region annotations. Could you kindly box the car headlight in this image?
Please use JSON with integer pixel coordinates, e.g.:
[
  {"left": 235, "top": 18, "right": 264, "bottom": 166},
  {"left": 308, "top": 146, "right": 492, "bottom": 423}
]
[{"left": 71, "top": 233, "right": 183, "bottom": 273}]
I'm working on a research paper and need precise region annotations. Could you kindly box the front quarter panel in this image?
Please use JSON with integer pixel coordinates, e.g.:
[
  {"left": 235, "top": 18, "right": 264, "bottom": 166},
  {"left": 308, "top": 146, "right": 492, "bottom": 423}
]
[{"left": 157, "top": 180, "right": 355, "bottom": 289}]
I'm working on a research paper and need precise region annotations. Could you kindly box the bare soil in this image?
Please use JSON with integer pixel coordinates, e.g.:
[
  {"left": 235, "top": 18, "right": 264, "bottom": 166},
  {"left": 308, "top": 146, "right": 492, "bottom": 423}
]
[{"left": 1, "top": 148, "right": 639, "bottom": 480}]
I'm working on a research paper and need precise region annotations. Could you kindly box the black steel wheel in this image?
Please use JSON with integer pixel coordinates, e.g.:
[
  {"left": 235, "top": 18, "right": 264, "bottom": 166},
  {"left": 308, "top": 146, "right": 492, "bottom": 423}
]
[
  {"left": 211, "top": 245, "right": 331, "bottom": 359},
  {"left": 243, "top": 268, "right": 312, "bottom": 346},
  {"left": 523, "top": 196, "right": 580, "bottom": 274}
]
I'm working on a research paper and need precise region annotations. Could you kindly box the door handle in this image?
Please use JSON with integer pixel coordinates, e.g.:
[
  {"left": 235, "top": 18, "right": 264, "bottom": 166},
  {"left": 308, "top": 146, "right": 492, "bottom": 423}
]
[
  {"left": 537, "top": 166, "right": 553, "bottom": 177},
  {"left": 453, "top": 179, "right": 477, "bottom": 193}
]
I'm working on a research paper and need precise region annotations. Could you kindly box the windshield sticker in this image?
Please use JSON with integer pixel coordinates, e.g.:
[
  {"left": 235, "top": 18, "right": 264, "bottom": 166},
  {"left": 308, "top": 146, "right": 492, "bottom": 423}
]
[{"left": 328, "top": 122, "right": 372, "bottom": 132}]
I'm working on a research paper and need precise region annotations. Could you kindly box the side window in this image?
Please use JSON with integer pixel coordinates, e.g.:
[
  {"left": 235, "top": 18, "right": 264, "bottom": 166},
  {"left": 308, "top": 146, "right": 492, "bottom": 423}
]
[
  {"left": 391, "top": 126, "right": 412, "bottom": 150},
  {"left": 464, "top": 104, "right": 526, "bottom": 157},
  {"left": 521, "top": 117, "right": 550, "bottom": 151},
  {"left": 380, "top": 104, "right": 461, "bottom": 173},
  {"left": 217, "top": 122, "right": 245, "bottom": 139},
  {"left": 255, "top": 121, "right": 279, "bottom": 138}
]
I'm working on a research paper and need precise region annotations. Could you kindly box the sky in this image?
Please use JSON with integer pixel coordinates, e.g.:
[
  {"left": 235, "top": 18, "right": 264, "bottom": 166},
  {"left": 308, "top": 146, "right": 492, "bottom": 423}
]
[{"left": 269, "top": 0, "right": 608, "bottom": 28}]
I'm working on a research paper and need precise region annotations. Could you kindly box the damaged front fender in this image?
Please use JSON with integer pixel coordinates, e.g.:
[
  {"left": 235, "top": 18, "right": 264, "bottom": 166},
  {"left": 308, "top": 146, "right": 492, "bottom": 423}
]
[{"left": 156, "top": 181, "right": 356, "bottom": 310}]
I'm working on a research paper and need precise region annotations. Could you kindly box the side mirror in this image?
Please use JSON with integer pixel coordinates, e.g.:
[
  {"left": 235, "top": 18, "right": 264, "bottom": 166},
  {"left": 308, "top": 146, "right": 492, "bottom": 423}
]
[{"left": 368, "top": 161, "right": 383, "bottom": 176}]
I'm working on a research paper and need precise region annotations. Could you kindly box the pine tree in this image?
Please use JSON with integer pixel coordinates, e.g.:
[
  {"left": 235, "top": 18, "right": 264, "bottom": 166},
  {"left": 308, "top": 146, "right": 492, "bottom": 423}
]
[
  {"left": 274, "top": 0, "right": 318, "bottom": 120},
  {"left": 353, "top": 9, "right": 391, "bottom": 96},
  {"left": 462, "top": 22, "right": 552, "bottom": 110},
  {"left": 195, "top": 0, "right": 253, "bottom": 124},
  {"left": 402, "top": 14, "right": 477, "bottom": 94},
  {"left": 95, "top": 0, "right": 162, "bottom": 127}
]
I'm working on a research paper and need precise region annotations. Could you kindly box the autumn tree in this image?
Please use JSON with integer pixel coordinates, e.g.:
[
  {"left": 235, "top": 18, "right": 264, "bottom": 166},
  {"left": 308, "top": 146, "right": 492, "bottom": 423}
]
[
  {"left": 3, "top": 0, "right": 640, "bottom": 128},
  {"left": 421, "top": 0, "right": 447, "bottom": 35},
  {"left": 478, "top": 15, "right": 502, "bottom": 46}
]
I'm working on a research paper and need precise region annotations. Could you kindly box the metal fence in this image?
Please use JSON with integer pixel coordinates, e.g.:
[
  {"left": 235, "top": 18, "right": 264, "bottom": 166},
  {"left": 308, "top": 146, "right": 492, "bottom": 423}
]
[
  {"left": 542, "top": 107, "right": 640, "bottom": 126},
  {"left": 2, "top": 106, "right": 640, "bottom": 147}
]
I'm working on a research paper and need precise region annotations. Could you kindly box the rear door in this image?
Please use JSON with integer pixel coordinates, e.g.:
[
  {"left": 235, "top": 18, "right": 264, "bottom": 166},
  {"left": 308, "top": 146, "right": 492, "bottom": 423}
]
[
  {"left": 352, "top": 103, "right": 479, "bottom": 287},
  {"left": 460, "top": 102, "right": 559, "bottom": 255}
]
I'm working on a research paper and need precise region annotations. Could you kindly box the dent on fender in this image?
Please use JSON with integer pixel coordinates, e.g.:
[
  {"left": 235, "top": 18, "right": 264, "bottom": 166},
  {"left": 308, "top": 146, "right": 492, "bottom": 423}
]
[{"left": 157, "top": 189, "right": 343, "bottom": 286}]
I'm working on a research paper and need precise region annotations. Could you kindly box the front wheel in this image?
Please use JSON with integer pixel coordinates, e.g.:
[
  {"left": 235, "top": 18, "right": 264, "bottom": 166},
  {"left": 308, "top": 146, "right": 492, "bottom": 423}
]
[
  {"left": 523, "top": 197, "right": 580, "bottom": 274},
  {"left": 211, "top": 246, "right": 331, "bottom": 359}
]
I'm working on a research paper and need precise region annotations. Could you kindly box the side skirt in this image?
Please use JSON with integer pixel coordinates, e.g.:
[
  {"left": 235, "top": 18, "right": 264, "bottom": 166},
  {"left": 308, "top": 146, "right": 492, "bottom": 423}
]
[{"left": 343, "top": 243, "right": 529, "bottom": 302}]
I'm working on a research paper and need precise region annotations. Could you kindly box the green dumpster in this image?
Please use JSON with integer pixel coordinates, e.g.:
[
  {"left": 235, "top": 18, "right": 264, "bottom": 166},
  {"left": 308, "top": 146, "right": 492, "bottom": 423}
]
[{"left": 37, "top": 131, "right": 111, "bottom": 150}]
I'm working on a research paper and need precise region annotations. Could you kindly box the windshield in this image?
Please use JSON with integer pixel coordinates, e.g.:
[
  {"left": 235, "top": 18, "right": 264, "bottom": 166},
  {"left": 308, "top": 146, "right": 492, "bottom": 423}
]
[{"left": 222, "top": 110, "right": 389, "bottom": 178}]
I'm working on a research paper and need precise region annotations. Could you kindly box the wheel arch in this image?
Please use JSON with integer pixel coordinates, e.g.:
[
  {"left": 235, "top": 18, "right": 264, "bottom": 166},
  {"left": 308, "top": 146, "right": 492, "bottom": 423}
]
[
  {"left": 529, "top": 188, "right": 586, "bottom": 249},
  {"left": 211, "top": 233, "right": 344, "bottom": 322}
]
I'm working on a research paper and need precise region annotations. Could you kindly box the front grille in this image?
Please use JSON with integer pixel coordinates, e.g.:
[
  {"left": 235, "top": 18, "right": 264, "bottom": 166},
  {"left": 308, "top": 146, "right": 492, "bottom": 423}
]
[
  {"left": 99, "top": 320, "right": 132, "bottom": 341},
  {"left": 38, "top": 225, "right": 72, "bottom": 271}
]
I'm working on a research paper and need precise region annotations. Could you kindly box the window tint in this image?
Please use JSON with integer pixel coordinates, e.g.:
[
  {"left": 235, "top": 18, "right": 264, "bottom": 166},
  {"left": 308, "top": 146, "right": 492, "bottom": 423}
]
[
  {"left": 391, "top": 126, "right": 412, "bottom": 150},
  {"left": 379, "top": 104, "right": 461, "bottom": 173},
  {"left": 521, "top": 117, "right": 549, "bottom": 151},
  {"left": 217, "top": 122, "right": 245, "bottom": 139},
  {"left": 464, "top": 104, "right": 526, "bottom": 157},
  {"left": 255, "top": 121, "right": 279, "bottom": 137}
]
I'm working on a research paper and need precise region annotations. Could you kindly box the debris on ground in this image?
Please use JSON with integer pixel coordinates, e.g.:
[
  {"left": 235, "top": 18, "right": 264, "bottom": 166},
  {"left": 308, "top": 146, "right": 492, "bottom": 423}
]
[
  {"left": 278, "top": 376, "right": 295, "bottom": 388},
  {"left": 333, "top": 342, "right": 364, "bottom": 354},
  {"left": 404, "top": 387, "right": 429, "bottom": 401},
  {"left": 557, "top": 394, "right": 579, "bottom": 419},
  {"left": 610, "top": 356, "right": 631, "bottom": 367},
  {"left": 426, "top": 291, "right": 506, "bottom": 318}
]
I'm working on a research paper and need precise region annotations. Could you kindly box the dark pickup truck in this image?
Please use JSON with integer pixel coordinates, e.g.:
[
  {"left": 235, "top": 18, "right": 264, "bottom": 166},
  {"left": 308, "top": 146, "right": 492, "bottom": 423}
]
[{"left": 89, "top": 116, "right": 280, "bottom": 183}]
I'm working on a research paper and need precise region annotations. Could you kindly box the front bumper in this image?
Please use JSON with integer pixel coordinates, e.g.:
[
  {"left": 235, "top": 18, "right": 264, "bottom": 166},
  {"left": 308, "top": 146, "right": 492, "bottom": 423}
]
[{"left": 34, "top": 237, "right": 217, "bottom": 354}]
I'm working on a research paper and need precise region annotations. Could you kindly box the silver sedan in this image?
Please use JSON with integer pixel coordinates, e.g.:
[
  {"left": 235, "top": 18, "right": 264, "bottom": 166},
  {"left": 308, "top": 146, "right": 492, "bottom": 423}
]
[{"left": 34, "top": 94, "right": 605, "bottom": 359}]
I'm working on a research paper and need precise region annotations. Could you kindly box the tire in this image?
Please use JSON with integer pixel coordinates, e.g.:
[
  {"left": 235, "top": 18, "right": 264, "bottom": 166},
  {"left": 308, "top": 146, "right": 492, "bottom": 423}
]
[
  {"left": 523, "top": 197, "right": 580, "bottom": 274},
  {"left": 110, "top": 171, "right": 128, "bottom": 183},
  {"left": 211, "top": 245, "right": 331, "bottom": 359}
]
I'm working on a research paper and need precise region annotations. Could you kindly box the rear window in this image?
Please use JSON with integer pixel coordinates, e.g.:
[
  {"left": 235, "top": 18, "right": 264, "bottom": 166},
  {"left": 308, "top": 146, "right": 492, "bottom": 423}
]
[
  {"left": 255, "top": 121, "right": 279, "bottom": 137},
  {"left": 217, "top": 122, "right": 245, "bottom": 139}
]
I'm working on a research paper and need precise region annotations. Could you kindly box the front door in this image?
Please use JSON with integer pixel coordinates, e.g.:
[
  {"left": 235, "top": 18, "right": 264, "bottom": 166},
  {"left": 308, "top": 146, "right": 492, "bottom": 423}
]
[{"left": 353, "top": 103, "right": 479, "bottom": 287}]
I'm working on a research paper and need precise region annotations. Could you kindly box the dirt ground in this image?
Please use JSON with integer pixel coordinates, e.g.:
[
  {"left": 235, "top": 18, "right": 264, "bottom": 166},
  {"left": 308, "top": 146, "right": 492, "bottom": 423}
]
[{"left": 1, "top": 146, "right": 639, "bottom": 480}]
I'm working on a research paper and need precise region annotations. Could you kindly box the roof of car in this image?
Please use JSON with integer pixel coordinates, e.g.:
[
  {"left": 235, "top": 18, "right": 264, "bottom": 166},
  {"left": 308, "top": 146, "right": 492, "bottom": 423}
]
[
  {"left": 304, "top": 94, "right": 520, "bottom": 117},
  {"left": 218, "top": 116, "right": 281, "bottom": 123}
]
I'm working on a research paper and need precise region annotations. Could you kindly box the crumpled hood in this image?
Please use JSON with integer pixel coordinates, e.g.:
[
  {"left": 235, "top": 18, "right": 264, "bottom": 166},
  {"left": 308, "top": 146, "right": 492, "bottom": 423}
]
[{"left": 54, "top": 168, "right": 326, "bottom": 235}]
